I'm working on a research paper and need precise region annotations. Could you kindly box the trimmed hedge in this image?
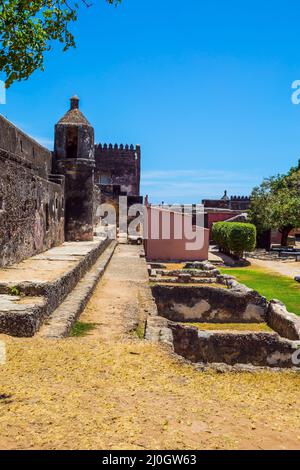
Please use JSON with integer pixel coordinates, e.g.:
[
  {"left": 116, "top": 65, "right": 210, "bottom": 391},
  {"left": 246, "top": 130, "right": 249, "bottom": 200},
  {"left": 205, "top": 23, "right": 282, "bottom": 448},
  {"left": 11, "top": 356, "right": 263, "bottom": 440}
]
[{"left": 212, "top": 222, "right": 256, "bottom": 258}]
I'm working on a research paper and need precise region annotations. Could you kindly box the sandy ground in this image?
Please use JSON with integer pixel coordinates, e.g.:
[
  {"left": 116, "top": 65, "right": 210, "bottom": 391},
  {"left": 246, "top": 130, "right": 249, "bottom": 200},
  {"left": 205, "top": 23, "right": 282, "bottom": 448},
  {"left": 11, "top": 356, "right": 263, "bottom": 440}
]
[
  {"left": 247, "top": 258, "right": 300, "bottom": 279},
  {"left": 0, "top": 245, "right": 300, "bottom": 450},
  {"left": 80, "top": 244, "right": 148, "bottom": 342}
]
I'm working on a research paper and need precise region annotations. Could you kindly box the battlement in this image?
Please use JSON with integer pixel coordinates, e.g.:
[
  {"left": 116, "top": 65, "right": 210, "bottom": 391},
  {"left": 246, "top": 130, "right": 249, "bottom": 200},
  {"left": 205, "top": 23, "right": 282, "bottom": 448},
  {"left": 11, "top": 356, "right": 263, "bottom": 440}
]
[
  {"left": 95, "top": 143, "right": 141, "bottom": 157},
  {"left": 231, "top": 195, "right": 251, "bottom": 201},
  {"left": 96, "top": 143, "right": 140, "bottom": 151},
  {"left": 94, "top": 142, "right": 141, "bottom": 197}
]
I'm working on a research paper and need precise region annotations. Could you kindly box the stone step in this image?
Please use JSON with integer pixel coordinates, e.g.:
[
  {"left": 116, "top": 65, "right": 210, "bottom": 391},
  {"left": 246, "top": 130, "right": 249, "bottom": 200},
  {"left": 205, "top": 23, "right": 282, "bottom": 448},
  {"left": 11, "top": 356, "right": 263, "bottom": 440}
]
[
  {"left": 0, "top": 295, "right": 47, "bottom": 337},
  {"left": 0, "top": 234, "right": 115, "bottom": 337}
]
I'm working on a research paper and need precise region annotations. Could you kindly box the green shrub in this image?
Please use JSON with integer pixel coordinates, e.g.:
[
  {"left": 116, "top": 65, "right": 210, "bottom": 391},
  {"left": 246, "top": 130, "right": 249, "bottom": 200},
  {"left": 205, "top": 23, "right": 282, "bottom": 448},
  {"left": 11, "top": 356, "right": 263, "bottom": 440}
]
[{"left": 212, "top": 222, "right": 256, "bottom": 258}]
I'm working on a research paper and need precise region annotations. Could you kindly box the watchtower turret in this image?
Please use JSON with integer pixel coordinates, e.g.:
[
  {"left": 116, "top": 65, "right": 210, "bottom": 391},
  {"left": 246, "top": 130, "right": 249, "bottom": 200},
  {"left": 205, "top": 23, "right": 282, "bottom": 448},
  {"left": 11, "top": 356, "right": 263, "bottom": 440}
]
[{"left": 54, "top": 96, "right": 95, "bottom": 241}]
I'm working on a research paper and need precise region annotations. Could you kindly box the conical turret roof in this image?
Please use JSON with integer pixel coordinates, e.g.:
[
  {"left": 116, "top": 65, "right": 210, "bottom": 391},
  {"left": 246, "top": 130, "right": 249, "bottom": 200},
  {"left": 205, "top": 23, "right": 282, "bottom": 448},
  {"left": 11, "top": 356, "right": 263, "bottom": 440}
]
[{"left": 57, "top": 96, "right": 91, "bottom": 126}]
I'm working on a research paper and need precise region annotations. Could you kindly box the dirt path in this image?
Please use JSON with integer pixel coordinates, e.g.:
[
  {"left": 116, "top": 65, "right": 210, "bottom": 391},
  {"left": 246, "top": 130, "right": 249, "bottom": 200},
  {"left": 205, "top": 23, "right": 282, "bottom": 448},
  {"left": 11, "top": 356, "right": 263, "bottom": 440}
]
[
  {"left": 79, "top": 244, "right": 149, "bottom": 342},
  {"left": 247, "top": 258, "right": 300, "bottom": 279}
]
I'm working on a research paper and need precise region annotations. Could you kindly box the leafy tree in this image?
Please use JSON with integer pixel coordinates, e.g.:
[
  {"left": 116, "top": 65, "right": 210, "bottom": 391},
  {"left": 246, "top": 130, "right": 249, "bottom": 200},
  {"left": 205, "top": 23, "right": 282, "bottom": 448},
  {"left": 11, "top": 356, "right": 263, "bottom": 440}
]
[
  {"left": 249, "top": 161, "right": 300, "bottom": 246},
  {"left": 0, "top": 0, "right": 121, "bottom": 87}
]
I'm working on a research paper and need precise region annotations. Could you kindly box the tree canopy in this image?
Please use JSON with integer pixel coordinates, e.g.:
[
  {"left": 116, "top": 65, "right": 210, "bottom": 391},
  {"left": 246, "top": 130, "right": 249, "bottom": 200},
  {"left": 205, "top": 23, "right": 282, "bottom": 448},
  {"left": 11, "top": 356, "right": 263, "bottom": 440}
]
[
  {"left": 248, "top": 161, "right": 300, "bottom": 246},
  {"left": 0, "top": 0, "right": 121, "bottom": 87}
]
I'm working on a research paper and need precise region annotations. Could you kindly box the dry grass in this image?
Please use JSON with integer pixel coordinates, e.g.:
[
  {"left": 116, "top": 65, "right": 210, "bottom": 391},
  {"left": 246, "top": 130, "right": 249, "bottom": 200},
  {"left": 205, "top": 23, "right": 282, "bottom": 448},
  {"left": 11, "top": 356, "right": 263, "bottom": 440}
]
[
  {"left": 184, "top": 323, "right": 273, "bottom": 332},
  {"left": 0, "top": 246, "right": 299, "bottom": 450},
  {"left": 0, "top": 335, "right": 300, "bottom": 450},
  {"left": 164, "top": 263, "right": 186, "bottom": 271}
]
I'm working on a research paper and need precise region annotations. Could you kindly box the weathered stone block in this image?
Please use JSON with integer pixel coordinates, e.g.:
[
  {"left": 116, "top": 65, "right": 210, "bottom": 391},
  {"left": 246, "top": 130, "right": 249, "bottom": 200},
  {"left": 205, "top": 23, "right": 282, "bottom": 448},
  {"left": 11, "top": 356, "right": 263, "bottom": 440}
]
[
  {"left": 151, "top": 285, "right": 267, "bottom": 323},
  {"left": 0, "top": 236, "right": 112, "bottom": 337},
  {"left": 164, "top": 269, "right": 220, "bottom": 278},
  {"left": 184, "top": 261, "right": 216, "bottom": 271},
  {"left": 178, "top": 273, "right": 192, "bottom": 283},
  {"left": 170, "top": 323, "right": 300, "bottom": 369},
  {"left": 267, "top": 300, "right": 300, "bottom": 341},
  {"left": 0, "top": 295, "right": 47, "bottom": 337},
  {"left": 216, "top": 274, "right": 236, "bottom": 285}
]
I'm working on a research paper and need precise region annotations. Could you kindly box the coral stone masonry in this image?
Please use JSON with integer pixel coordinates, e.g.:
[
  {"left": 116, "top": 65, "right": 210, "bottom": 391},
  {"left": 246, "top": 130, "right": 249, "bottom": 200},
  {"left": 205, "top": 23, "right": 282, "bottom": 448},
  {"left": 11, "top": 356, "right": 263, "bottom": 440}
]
[
  {"left": 0, "top": 232, "right": 112, "bottom": 336},
  {"left": 54, "top": 95, "right": 95, "bottom": 242},
  {"left": 0, "top": 115, "right": 65, "bottom": 267},
  {"left": 146, "top": 262, "right": 300, "bottom": 370},
  {"left": 0, "top": 96, "right": 142, "bottom": 267}
]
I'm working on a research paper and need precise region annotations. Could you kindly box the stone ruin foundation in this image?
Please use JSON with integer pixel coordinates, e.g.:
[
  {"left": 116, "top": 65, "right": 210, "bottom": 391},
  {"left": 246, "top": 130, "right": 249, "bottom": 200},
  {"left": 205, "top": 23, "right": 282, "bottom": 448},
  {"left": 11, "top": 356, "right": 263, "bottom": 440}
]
[{"left": 146, "top": 262, "right": 300, "bottom": 371}]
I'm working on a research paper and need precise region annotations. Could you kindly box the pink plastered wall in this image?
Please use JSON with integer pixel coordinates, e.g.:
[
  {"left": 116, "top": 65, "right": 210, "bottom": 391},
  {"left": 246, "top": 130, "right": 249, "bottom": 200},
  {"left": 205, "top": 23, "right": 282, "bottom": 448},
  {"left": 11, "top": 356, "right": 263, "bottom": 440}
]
[{"left": 144, "top": 206, "right": 209, "bottom": 261}]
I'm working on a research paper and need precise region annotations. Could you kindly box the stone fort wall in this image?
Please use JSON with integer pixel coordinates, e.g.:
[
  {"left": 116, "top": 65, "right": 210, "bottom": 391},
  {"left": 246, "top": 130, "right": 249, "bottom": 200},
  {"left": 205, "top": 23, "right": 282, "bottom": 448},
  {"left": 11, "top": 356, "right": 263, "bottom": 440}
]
[
  {"left": 0, "top": 115, "right": 65, "bottom": 267},
  {"left": 94, "top": 143, "right": 141, "bottom": 196},
  {"left": 202, "top": 195, "right": 251, "bottom": 211}
]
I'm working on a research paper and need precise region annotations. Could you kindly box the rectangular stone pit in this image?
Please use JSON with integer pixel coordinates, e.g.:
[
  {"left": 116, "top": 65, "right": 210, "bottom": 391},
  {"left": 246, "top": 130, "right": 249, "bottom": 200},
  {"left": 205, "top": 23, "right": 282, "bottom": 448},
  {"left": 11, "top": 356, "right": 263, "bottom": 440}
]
[
  {"left": 151, "top": 285, "right": 267, "bottom": 324},
  {"left": 170, "top": 323, "right": 300, "bottom": 369},
  {"left": 148, "top": 283, "right": 300, "bottom": 370}
]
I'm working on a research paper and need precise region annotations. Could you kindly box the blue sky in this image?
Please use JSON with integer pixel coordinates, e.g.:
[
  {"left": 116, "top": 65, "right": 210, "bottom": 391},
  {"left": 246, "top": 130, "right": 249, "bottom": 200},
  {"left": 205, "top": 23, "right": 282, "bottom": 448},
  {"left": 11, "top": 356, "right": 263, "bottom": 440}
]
[{"left": 1, "top": 0, "right": 300, "bottom": 203}]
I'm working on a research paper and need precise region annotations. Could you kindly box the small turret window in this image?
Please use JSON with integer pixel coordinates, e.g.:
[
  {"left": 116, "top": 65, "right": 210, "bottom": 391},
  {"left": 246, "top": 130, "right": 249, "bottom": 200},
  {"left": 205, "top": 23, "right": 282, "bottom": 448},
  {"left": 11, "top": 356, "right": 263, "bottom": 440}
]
[{"left": 66, "top": 126, "right": 78, "bottom": 158}]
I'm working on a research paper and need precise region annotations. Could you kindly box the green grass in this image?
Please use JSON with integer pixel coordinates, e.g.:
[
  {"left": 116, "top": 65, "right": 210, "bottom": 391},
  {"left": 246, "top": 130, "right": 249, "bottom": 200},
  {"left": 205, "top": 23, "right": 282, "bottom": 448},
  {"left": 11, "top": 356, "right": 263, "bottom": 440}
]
[
  {"left": 70, "top": 321, "right": 98, "bottom": 337},
  {"left": 9, "top": 286, "right": 21, "bottom": 296},
  {"left": 135, "top": 322, "right": 146, "bottom": 340},
  {"left": 220, "top": 266, "right": 300, "bottom": 316}
]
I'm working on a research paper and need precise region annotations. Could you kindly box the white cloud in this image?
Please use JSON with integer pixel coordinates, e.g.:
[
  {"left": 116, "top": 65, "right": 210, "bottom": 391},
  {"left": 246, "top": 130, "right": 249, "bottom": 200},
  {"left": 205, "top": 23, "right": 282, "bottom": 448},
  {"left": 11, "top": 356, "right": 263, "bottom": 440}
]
[{"left": 141, "top": 168, "right": 260, "bottom": 203}]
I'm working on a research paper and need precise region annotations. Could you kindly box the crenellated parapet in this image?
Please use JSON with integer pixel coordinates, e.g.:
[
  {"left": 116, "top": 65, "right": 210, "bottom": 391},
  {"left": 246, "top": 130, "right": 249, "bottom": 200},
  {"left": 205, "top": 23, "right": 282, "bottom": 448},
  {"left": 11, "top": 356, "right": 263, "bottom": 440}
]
[
  {"left": 229, "top": 195, "right": 251, "bottom": 211},
  {"left": 94, "top": 142, "right": 141, "bottom": 197},
  {"left": 203, "top": 192, "right": 251, "bottom": 211},
  {"left": 96, "top": 143, "right": 140, "bottom": 153},
  {"left": 231, "top": 195, "right": 251, "bottom": 201}
]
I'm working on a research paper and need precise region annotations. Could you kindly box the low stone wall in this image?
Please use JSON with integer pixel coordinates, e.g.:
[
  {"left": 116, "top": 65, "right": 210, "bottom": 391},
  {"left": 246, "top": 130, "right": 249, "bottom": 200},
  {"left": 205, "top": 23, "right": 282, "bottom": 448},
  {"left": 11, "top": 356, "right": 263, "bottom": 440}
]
[
  {"left": 151, "top": 285, "right": 267, "bottom": 323},
  {"left": 161, "top": 269, "right": 220, "bottom": 278},
  {"left": 0, "top": 236, "right": 113, "bottom": 337},
  {"left": 38, "top": 241, "right": 117, "bottom": 338},
  {"left": 170, "top": 323, "right": 300, "bottom": 369},
  {"left": 147, "top": 264, "right": 300, "bottom": 369},
  {"left": 0, "top": 295, "right": 48, "bottom": 337},
  {"left": 267, "top": 300, "right": 300, "bottom": 341}
]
